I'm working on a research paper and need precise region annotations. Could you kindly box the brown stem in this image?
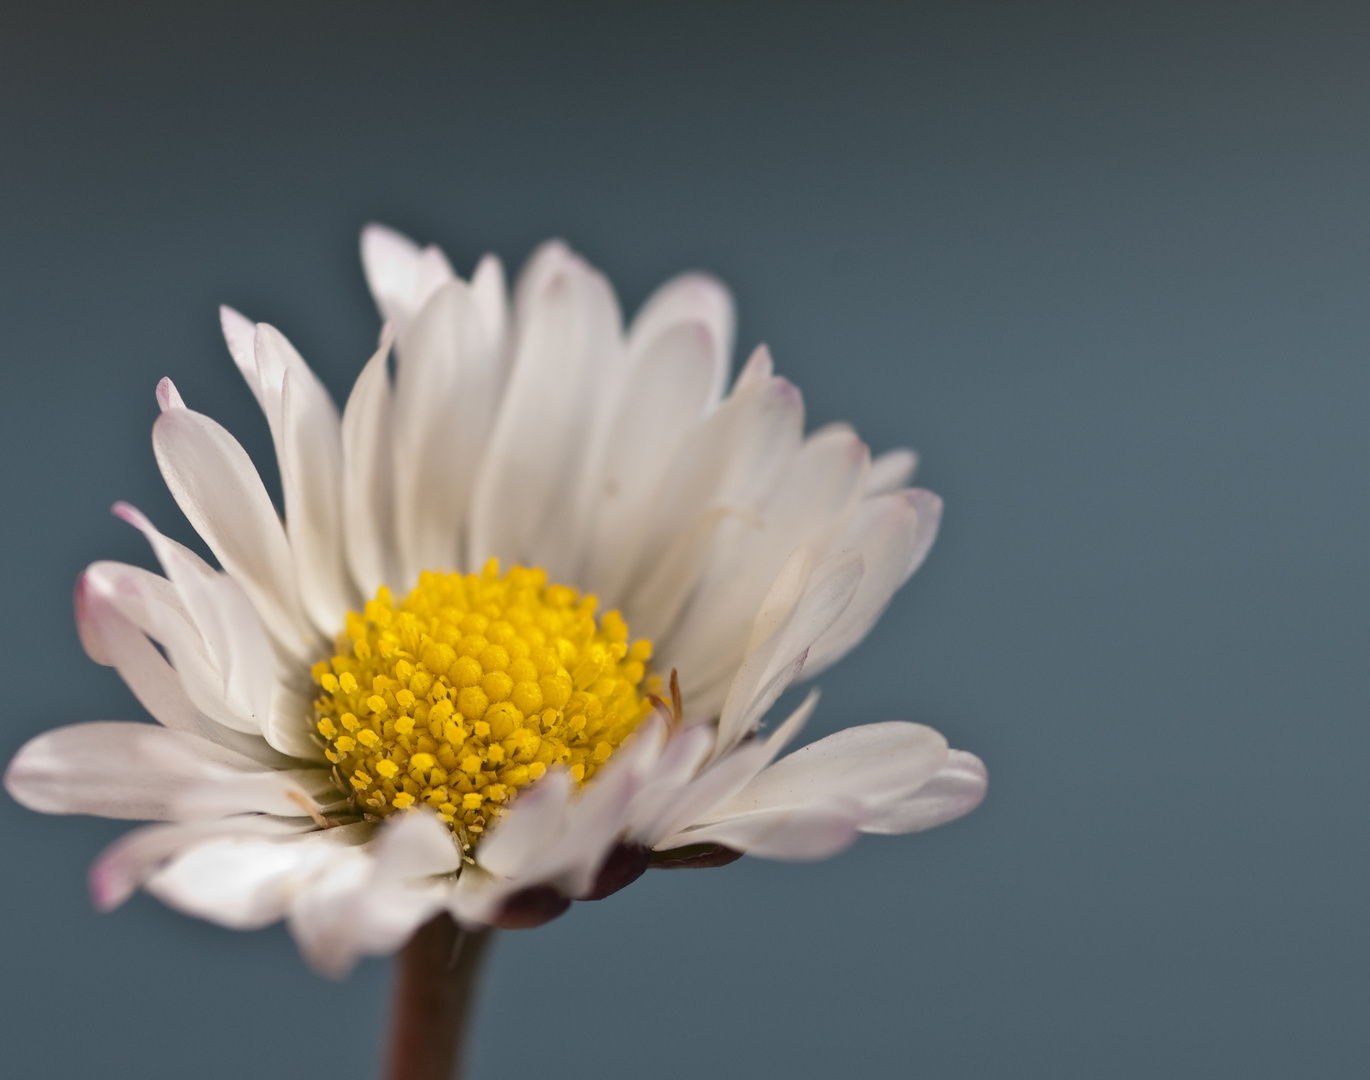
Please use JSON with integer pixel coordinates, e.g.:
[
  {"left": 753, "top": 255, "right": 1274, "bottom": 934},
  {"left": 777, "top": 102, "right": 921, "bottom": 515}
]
[{"left": 384, "top": 914, "right": 494, "bottom": 1080}]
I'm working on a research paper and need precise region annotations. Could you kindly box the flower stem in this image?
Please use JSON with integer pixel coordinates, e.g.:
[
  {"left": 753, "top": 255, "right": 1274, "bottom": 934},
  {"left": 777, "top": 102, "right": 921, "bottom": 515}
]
[{"left": 384, "top": 914, "right": 494, "bottom": 1080}]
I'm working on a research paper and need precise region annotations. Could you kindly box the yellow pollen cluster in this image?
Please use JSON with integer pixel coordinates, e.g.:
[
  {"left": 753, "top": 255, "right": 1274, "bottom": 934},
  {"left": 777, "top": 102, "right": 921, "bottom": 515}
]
[{"left": 311, "top": 560, "right": 654, "bottom": 844}]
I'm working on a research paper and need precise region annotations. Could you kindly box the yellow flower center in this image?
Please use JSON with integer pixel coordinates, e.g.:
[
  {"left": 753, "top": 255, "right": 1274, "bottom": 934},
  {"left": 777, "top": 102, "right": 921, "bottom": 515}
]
[{"left": 311, "top": 560, "right": 655, "bottom": 846}]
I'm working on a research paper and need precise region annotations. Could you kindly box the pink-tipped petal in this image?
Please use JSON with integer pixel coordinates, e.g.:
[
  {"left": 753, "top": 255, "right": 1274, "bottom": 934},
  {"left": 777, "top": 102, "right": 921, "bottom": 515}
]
[{"left": 156, "top": 377, "right": 185, "bottom": 412}]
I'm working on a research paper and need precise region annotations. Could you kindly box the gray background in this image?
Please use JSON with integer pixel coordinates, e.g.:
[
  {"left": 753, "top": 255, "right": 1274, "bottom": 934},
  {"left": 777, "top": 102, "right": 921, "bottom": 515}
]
[{"left": 1, "top": 2, "right": 1367, "bottom": 1077}]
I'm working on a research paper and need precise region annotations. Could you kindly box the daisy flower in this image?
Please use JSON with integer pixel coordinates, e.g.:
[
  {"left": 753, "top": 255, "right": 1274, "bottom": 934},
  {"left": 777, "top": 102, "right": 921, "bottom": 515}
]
[{"left": 5, "top": 225, "right": 986, "bottom": 979}]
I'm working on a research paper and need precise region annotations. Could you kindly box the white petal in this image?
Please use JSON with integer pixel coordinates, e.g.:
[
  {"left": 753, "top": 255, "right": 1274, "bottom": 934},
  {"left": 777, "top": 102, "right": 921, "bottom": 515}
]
[
  {"left": 758, "top": 688, "right": 821, "bottom": 759},
  {"left": 453, "top": 719, "right": 666, "bottom": 922},
  {"left": 712, "top": 551, "right": 862, "bottom": 756},
  {"left": 469, "top": 253, "right": 509, "bottom": 381},
  {"left": 701, "top": 721, "right": 950, "bottom": 823},
  {"left": 253, "top": 323, "right": 356, "bottom": 634},
  {"left": 620, "top": 506, "right": 733, "bottom": 643},
  {"left": 554, "top": 717, "right": 665, "bottom": 896},
  {"left": 640, "top": 738, "right": 773, "bottom": 847},
  {"left": 574, "top": 274, "right": 734, "bottom": 596},
  {"left": 860, "top": 749, "right": 988, "bottom": 834},
  {"left": 804, "top": 488, "right": 942, "bottom": 676},
  {"left": 219, "top": 306, "right": 264, "bottom": 411},
  {"left": 904, "top": 488, "right": 943, "bottom": 583},
  {"left": 89, "top": 816, "right": 311, "bottom": 911},
  {"left": 151, "top": 402, "right": 314, "bottom": 658},
  {"left": 76, "top": 569, "right": 211, "bottom": 734},
  {"left": 287, "top": 812, "right": 460, "bottom": 976},
  {"left": 391, "top": 278, "right": 501, "bottom": 581},
  {"left": 285, "top": 853, "right": 376, "bottom": 975},
  {"left": 264, "top": 683, "right": 323, "bottom": 761},
  {"left": 628, "top": 354, "right": 802, "bottom": 609},
  {"left": 667, "top": 799, "right": 864, "bottom": 860},
  {"left": 113, "top": 504, "right": 278, "bottom": 737},
  {"left": 468, "top": 248, "right": 624, "bottom": 576},
  {"left": 156, "top": 377, "right": 185, "bottom": 411},
  {"left": 148, "top": 827, "right": 366, "bottom": 931},
  {"left": 476, "top": 768, "right": 574, "bottom": 879},
  {"left": 638, "top": 691, "right": 819, "bottom": 846},
  {"left": 76, "top": 565, "right": 286, "bottom": 764},
  {"left": 361, "top": 224, "right": 456, "bottom": 332},
  {"left": 630, "top": 363, "right": 806, "bottom": 689},
  {"left": 744, "top": 546, "right": 812, "bottom": 657},
  {"left": 340, "top": 327, "right": 400, "bottom": 595},
  {"left": 373, "top": 808, "right": 464, "bottom": 879},
  {"left": 625, "top": 722, "right": 715, "bottom": 840},
  {"left": 665, "top": 424, "right": 868, "bottom": 700},
  {"left": 302, "top": 820, "right": 456, "bottom": 976},
  {"left": 626, "top": 273, "right": 734, "bottom": 408},
  {"left": 4, "top": 721, "right": 330, "bottom": 820},
  {"left": 866, "top": 448, "right": 918, "bottom": 495},
  {"left": 85, "top": 556, "right": 252, "bottom": 739}
]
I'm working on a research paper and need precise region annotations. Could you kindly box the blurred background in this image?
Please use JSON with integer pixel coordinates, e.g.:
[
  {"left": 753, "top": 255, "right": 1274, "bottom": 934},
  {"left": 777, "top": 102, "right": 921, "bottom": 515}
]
[{"left": 2, "top": 1, "right": 1368, "bottom": 1076}]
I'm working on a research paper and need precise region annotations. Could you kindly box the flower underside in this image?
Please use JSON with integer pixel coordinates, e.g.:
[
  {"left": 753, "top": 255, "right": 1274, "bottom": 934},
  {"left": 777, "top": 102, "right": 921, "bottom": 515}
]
[{"left": 312, "top": 561, "right": 655, "bottom": 846}]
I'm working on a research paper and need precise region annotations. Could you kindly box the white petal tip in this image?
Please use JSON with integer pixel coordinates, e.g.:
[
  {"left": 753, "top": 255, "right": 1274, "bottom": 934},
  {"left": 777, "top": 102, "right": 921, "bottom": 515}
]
[
  {"left": 110, "top": 501, "right": 155, "bottom": 537},
  {"left": 155, "top": 378, "right": 185, "bottom": 413},
  {"left": 218, "top": 304, "right": 252, "bottom": 332},
  {"left": 88, "top": 859, "right": 134, "bottom": 912}
]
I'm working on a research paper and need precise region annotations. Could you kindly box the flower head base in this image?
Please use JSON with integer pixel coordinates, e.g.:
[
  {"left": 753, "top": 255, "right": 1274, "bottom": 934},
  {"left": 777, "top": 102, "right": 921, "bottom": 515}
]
[{"left": 314, "top": 560, "right": 654, "bottom": 841}]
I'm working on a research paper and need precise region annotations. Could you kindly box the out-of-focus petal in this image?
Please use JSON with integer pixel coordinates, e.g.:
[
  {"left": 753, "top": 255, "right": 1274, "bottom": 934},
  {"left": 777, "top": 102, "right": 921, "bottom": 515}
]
[
  {"left": 860, "top": 749, "right": 988, "bottom": 834},
  {"left": 361, "top": 224, "right": 456, "bottom": 332},
  {"left": 288, "top": 812, "right": 459, "bottom": 976},
  {"left": 391, "top": 279, "right": 500, "bottom": 581},
  {"left": 866, "top": 448, "right": 918, "bottom": 495},
  {"left": 574, "top": 273, "right": 734, "bottom": 598},
  {"left": 469, "top": 246, "right": 624, "bottom": 577},
  {"left": 89, "top": 816, "right": 311, "bottom": 911}
]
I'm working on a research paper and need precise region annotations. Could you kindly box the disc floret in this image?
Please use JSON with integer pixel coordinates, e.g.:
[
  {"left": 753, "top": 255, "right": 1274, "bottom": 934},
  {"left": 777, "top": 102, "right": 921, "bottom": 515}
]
[{"left": 312, "top": 560, "right": 654, "bottom": 842}]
